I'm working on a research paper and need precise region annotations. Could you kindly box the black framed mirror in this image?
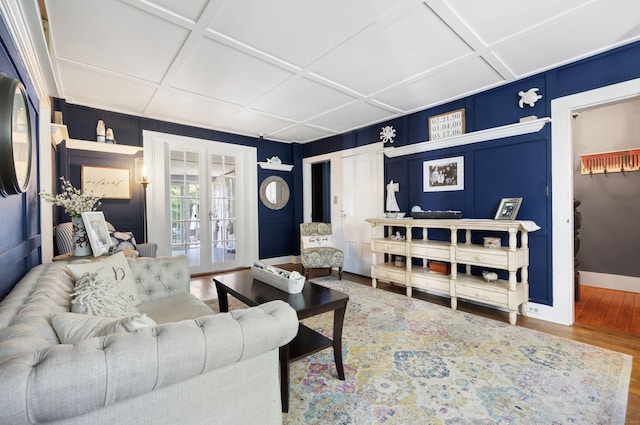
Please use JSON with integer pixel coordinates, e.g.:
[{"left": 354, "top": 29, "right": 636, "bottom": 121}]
[
  {"left": 0, "top": 74, "right": 32, "bottom": 197},
  {"left": 259, "top": 176, "right": 290, "bottom": 210}
]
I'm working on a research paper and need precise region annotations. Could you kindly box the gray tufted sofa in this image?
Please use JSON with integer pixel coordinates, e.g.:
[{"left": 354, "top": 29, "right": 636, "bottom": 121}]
[{"left": 0, "top": 255, "right": 299, "bottom": 425}]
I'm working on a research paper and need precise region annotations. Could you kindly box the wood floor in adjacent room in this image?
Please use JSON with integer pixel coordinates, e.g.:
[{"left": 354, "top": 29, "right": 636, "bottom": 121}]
[
  {"left": 191, "top": 266, "right": 640, "bottom": 423},
  {"left": 575, "top": 285, "right": 640, "bottom": 336}
]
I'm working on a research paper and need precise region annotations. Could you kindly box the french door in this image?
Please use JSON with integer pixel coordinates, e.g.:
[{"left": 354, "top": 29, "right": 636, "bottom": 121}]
[{"left": 144, "top": 131, "right": 258, "bottom": 274}]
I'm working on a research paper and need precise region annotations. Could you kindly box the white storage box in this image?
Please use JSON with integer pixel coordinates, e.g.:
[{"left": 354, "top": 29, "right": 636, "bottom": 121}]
[{"left": 251, "top": 265, "right": 306, "bottom": 294}]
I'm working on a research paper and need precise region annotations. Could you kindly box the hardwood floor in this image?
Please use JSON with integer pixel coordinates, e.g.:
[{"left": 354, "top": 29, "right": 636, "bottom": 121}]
[
  {"left": 576, "top": 285, "right": 640, "bottom": 336},
  {"left": 192, "top": 267, "right": 640, "bottom": 423}
]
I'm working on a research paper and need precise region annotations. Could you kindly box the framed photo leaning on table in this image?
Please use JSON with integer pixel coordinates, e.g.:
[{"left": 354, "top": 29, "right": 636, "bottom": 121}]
[
  {"left": 81, "top": 211, "right": 112, "bottom": 256},
  {"left": 494, "top": 197, "right": 523, "bottom": 220}
]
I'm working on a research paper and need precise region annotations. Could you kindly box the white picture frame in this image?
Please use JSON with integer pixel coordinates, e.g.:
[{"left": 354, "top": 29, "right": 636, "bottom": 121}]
[
  {"left": 429, "top": 108, "right": 465, "bottom": 141},
  {"left": 423, "top": 156, "right": 464, "bottom": 192},
  {"left": 81, "top": 211, "right": 112, "bottom": 256}
]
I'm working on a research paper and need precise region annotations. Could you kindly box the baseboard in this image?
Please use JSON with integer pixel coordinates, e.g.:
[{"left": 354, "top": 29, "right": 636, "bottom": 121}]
[{"left": 580, "top": 271, "right": 640, "bottom": 293}]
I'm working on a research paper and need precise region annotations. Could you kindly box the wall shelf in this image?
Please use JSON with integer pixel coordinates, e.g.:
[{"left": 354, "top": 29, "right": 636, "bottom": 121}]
[
  {"left": 382, "top": 117, "right": 551, "bottom": 158},
  {"left": 55, "top": 138, "right": 142, "bottom": 155},
  {"left": 258, "top": 162, "right": 293, "bottom": 171}
]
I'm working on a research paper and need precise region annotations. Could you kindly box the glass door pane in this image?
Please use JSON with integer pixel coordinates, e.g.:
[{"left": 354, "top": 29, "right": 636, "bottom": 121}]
[
  {"left": 211, "top": 154, "right": 236, "bottom": 264},
  {"left": 170, "top": 150, "right": 201, "bottom": 266}
]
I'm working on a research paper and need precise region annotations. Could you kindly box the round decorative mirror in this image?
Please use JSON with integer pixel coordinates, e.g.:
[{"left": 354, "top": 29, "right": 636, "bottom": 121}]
[
  {"left": 260, "top": 176, "right": 290, "bottom": 210},
  {"left": 0, "top": 74, "right": 32, "bottom": 197}
]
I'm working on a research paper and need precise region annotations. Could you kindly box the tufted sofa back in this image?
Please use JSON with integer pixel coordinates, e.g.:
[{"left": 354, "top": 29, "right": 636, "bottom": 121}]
[{"left": 0, "top": 263, "right": 73, "bottom": 361}]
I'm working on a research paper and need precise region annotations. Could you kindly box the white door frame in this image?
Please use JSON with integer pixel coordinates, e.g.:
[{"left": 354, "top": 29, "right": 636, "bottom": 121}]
[
  {"left": 547, "top": 77, "right": 640, "bottom": 325},
  {"left": 143, "top": 130, "right": 258, "bottom": 273},
  {"left": 302, "top": 143, "right": 383, "bottom": 268}
]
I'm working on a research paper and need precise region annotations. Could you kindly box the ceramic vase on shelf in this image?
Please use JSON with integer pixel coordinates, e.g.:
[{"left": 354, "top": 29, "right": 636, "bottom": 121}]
[{"left": 71, "top": 216, "right": 92, "bottom": 257}]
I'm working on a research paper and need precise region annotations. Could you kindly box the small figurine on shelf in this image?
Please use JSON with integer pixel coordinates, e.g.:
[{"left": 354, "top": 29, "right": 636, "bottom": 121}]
[
  {"left": 106, "top": 128, "right": 115, "bottom": 144},
  {"left": 96, "top": 120, "right": 106, "bottom": 143}
]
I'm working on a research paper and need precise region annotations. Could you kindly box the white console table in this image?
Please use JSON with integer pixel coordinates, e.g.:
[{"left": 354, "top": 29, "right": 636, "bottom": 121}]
[{"left": 366, "top": 218, "right": 539, "bottom": 325}]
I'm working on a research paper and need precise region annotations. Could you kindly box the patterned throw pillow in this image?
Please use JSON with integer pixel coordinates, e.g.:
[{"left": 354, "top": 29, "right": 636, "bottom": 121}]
[{"left": 109, "top": 231, "right": 137, "bottom": 253}]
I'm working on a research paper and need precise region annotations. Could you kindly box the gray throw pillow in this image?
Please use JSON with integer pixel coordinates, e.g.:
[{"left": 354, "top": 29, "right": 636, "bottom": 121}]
[{"left": 71, "top": 271, "right": 139, "bottom": 317}]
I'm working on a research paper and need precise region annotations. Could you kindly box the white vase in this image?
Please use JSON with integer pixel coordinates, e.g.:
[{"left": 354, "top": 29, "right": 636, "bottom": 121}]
[{"left": 72, "top": 216, "right": 92, "bottom": 257}]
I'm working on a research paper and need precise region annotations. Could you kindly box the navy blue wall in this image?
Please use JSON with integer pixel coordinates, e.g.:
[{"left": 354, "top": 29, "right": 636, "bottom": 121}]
[
  {"left": 303, "top": 40, "right": 640, "bottom": 306},
  {"left": 0, "top": 16, "right": 41, "bottom": 300},
  {"left": 55, "top": 102, "right": 303, "bottom": 259}
]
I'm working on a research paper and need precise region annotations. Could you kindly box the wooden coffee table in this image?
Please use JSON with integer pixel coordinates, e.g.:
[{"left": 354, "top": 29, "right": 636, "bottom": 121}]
[{"left": 213, "top": 269, "right": 349, "bottom": 412}]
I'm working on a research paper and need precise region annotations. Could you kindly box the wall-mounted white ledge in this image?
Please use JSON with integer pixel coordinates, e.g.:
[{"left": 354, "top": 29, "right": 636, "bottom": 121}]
[
  {"left": 382, "top": 117, "right": 551, "bottom": 158},
  {"left": 258, "top": 162, "right": 294, "bottom": 171},
  {"left": 58, "top": 139, "right": 142, "bottom": 155}
]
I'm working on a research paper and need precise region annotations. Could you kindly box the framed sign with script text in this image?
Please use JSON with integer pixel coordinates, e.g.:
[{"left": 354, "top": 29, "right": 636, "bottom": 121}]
[
  {"left": 429, "top": 108, "right": 465, "bottom": 141},
  {"left": 81, "top": 166, "right": 131, "bottom": 199}
]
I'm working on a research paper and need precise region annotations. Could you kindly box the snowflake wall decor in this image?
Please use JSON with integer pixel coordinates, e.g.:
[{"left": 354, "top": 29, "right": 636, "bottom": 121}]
[{"left": 380, "top": 125, "right": 396, "bottom": 144}]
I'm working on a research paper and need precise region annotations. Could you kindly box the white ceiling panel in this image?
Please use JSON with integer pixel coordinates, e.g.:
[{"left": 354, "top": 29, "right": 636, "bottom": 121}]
[
  {"left": 219, "top": 109, "right": 296, "bottom": 139},
  {"left": 494, "top": 0, "right": 640, "bottom": 77},
  {"left": 38, "top": 0, "right": 640, "bottom": 143},
  {"left": 56, "top": 62, "right": 158, "bottom": 114},
  {"left": 310, "top": 4, "right": 472, "bottom": 95},
  {"left": 250, "top": 77, "right": 357, "bottom": 121},
  {"left": 445, "top": 0, "right": 588, "bottom": 46},
  {"left": 172, "top": 37, "right": 294, "bottom": 105},
  {"left": 146, "top": 87, "right": 241, "bottom": 127},
  {"left": 209, "top": 0, "right": 415, "bottom": 68},
  {"left": 46, "top": 0, "right": 189, "bottom": 83},
  {"left": 270, "top": 125, "right": 335, "bottom": 143},
  {"left": 374, "top": 57, "right": 503, "bottom": 112},
  {"left": 144, "top": 0, "right": 209, "bottom": 22},
  {"left": 309, "top": 102, "right": 396, "bottom": 133}
]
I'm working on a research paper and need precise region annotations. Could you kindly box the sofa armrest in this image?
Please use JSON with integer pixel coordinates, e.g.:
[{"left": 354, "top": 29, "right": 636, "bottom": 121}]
[
  {"left": 136, "top": 242, "right": 158, "bottom": 258},
  {"left": 0, "top": 300, "right": 298, "bottom": 424},
  {"left": 128, "top": 255, "right": 190, "bottom": 303}
]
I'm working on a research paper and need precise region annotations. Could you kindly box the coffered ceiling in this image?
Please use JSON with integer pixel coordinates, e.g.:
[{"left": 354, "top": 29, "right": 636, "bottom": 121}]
[{"left": 41, "top": 0, "right": 640, "bottom": 143}]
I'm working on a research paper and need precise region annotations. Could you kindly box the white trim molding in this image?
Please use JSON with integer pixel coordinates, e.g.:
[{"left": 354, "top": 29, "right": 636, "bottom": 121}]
[
  {"left": 550, "top": 77, "right": 640, "bottom": 325},
  {"left": 0, "top": 0, "right": 58, "bottom": 101}
]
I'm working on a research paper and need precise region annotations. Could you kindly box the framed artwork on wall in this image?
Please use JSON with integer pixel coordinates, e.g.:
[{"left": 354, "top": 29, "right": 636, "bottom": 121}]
[
  {"left": 81, "top": 165, "right": 131, "bottom": 199},
  {"left": 428, "top": 108, "right": 465, "bottom": 141},
  {"left": 494, "top": 197, "right": 523, "bottom": 220},
  {"left": 423, "top": 156, "right": 464, "bottom": 192}
]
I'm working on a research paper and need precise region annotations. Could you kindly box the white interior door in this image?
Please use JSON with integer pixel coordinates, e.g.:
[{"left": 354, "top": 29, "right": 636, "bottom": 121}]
[
  {"left": 143, "top": 131, "right": 258, "bottom": 275},
  {"left": 340, "top": 145, "right": 383, "bottom": 276}
]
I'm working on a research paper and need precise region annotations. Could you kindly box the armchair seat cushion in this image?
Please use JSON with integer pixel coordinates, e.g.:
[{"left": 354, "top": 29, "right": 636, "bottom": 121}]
[{"left": 300, "top": 247, "right": 344, "bottom": 268}]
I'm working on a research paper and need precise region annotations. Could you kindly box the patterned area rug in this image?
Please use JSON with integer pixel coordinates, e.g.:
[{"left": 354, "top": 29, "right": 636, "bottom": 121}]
[{"left": 207, "top": 277, "right": 632, "bottom": 424}]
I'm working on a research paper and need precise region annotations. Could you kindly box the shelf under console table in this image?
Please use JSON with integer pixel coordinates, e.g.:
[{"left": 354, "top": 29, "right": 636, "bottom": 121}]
[{"left": 366, "top": 217, "right": 540, "bottom": 325}]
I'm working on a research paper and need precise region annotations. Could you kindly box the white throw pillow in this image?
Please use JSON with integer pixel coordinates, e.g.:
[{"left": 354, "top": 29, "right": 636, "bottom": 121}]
[
  {"left": 67, "top": 251, "right": 141, "bottom": 306},
  {"left": 52, "top": 312, "right": 157, "bottom": 344},
  {"left": 70, "top": 271, "right": 139, "bottom": 317},
  {"left": 301, "top": 235, "right": 335, "bottom": 248}
]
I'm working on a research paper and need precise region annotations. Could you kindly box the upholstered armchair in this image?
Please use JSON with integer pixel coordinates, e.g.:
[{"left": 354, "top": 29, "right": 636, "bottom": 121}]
[
  {"left": 299, "top": 222, "right": 343, "bottom": 280},
  {"left": 54, "top": 221, "right": 158, "bottom": 258}
]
